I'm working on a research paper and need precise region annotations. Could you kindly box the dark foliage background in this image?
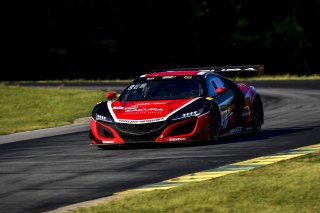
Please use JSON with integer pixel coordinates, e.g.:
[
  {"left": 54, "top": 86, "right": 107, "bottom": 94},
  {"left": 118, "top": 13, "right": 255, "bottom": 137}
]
[{"left": 5, "top": 0, "right": 320, "bottom": 80}]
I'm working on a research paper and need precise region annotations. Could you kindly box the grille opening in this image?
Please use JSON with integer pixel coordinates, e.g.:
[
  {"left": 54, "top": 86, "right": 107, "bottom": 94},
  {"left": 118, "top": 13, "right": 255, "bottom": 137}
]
[
  {"left": 97, "top": 123, "right": 114, "bottom": 138},
  {"left": 170, "top": 118, "right": 197, "bottom": 136},
  {"left": 115, "top": 121, "right": 166, "bottom": 134},
  {"left": 121, "top": 134, "right": 158, "bottom": 143}
]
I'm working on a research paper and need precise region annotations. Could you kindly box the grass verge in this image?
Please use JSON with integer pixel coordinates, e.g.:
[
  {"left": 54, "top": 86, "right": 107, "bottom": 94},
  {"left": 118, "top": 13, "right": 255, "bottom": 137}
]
[
  {"left": 235, "top": 74, "right": 320, "bottom": 80},
  {"left": 76, "top": 152, "right": 320, "bottom": 213},
  {"left": 0, "top": 85, "right": 105, "bottom": 135}
]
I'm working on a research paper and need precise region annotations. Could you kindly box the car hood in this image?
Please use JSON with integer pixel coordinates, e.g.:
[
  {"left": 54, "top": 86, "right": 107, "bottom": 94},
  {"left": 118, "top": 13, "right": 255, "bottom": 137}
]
[{"left": 108, "top": 98, "right": 199, "bottom": 123}]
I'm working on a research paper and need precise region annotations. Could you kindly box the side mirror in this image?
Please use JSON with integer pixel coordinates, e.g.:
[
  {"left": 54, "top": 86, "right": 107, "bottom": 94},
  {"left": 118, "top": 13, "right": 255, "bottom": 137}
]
[
  {"left": 106, "top": 91, "right": 117, "bottom": 100},
  {"left": 216, "top": 87, "right": 227, "bottom": 95}
]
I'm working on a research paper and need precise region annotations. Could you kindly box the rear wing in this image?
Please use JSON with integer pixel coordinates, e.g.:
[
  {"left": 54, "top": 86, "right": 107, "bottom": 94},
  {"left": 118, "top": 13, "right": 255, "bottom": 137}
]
[
  {"left": 157, "top": 65, "right": 264, "bottom": 77},
  {"left": 201, "top": 65, "right": 264, "bottom": 76}
]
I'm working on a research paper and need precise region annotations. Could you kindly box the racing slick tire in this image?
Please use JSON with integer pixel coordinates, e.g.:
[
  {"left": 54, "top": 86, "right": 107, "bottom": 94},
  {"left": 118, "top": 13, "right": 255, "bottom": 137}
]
[
  {"left": 210, "top": 108, "right": 220, "bottom": 142},
  {"left": 252, "top": 96, "right": 263, "bottom": 133}
]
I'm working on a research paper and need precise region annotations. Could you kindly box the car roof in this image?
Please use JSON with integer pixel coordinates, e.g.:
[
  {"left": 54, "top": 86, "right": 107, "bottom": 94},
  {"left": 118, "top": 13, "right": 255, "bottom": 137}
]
[{"left": 142, "top": 70, "right": 208, "bottom": 77}]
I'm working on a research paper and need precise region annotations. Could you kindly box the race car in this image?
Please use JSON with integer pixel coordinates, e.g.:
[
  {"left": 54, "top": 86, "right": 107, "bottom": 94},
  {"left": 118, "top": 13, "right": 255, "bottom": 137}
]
[{"left": 89, "top": 65, "right": 264, "bottom": 147}]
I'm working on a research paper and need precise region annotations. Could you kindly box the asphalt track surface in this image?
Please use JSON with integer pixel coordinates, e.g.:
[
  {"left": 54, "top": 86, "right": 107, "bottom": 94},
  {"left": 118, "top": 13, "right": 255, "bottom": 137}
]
[{"left": 1, "top": 81, "right": 320, "bottom": 213}]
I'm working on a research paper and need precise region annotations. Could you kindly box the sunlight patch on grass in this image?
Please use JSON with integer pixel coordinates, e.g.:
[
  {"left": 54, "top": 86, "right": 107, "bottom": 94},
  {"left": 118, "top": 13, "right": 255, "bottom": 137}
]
[
  {"left": 0, "top": 85, "right": 105, "bottom": 135},
  {"left": 236, "top": 74, "right": 320, "bottom": 80}
]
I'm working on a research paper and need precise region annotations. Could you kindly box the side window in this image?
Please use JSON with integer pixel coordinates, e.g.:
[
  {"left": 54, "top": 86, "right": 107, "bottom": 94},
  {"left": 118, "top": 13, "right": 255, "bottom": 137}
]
[
  {"left": 211, "top": 81, "right": 218, "bottom": 89},
  {"left": 206, "top": 75, "right": 227, "bottom": 97},
  {"left": 206, "top": 76, "right": 217, "bottom": 97},
  {"left": 214, "top": 77, "right": 226, "bottom": 89}
]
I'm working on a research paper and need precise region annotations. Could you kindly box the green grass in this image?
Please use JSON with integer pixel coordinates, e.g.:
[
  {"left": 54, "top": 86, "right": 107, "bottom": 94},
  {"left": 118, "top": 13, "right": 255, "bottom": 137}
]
[
  {"left": 35, "top": 78, "right": 134, "bottom": 83},
  {"left": 76, "top": 152, "right": 320, "bottom": 213},
  {"left": 1, "top": 78, "right": 134, "bottom": 84},
  {"left": 0, "top": 85, "right": 105, "bottom": 135},
  {"left": 235, "top": 74, "right": 320, "bottom": 80}
]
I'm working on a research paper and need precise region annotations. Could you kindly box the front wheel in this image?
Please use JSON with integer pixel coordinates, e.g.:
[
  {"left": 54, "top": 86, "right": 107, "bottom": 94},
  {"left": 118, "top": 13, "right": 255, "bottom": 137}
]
[
  {"left": 252, "top": 97, "right": 263, "bottom": 132},
  {"left": 210, "top": 109, "right": 220, "bottom": 142}
]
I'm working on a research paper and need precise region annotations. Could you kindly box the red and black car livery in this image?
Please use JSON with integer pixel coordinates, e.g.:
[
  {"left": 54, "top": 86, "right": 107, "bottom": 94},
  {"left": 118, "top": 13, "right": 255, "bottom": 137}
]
[{"left": 90, "top": 65, "right": 264, "bottom": 147}]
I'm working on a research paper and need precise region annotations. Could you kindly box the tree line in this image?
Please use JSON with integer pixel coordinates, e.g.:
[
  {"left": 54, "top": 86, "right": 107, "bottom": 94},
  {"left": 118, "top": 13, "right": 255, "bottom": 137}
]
[{"left": 6, "top": 0, "right": 320, "bottom": 80}]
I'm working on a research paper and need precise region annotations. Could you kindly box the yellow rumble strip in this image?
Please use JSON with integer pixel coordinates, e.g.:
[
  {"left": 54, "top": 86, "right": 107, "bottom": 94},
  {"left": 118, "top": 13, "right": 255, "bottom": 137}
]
[
  {"left": 47, "top": 143, "right": 320, "bottom": 213},
  {"left": 117, "top": 143, "right": 320, "bottom": 195}
]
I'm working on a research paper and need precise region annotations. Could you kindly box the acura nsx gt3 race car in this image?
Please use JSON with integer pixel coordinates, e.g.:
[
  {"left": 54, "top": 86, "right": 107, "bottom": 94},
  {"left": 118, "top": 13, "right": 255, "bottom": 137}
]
[{"left": 90, "top": 65, "right": 264, "bottom": 147}]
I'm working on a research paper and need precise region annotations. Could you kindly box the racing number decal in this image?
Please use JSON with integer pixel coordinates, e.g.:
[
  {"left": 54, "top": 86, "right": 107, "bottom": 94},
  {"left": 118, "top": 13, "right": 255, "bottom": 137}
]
[
  {"left": 221, "top": 109, "right": 229, "bottom": 129},
  {"left": 218, "top": 96, "right": 233, "bottom": 130}
]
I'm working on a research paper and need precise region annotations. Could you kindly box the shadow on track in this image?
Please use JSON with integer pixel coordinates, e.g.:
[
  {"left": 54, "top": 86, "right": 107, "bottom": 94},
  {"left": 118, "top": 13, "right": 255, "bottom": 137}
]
[
  {"left": 221, "top": 126, "right": 316, "bottom": 144},
  {"left": 96, "top": 126, "right": 316, "bottom": 150},
  {"left": 96, "top": 140, "right": 211, "bottom": 150}
]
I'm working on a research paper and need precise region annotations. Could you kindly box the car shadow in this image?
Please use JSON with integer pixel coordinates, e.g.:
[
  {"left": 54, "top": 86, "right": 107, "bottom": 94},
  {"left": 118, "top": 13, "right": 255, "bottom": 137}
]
[
  {"left": 97, "top": 126, "right": 317, "bottom": 150},
  {"left": 218, "top": 126, "right": 316, "bottom": 144}
]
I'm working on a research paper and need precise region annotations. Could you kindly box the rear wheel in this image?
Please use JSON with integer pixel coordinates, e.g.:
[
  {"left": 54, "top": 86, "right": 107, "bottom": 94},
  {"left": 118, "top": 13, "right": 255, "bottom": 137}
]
[
  {"left": 252, "top": 97, "right": 263, "bottom": 132},
  {"left": 210, "top": 109, "right": 220, "bottom": 142}
]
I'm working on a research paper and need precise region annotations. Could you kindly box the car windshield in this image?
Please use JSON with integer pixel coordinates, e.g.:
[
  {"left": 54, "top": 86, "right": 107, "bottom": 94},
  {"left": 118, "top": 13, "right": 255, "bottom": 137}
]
[{"left": 119, "top": 79, "right": 202, "bottom": 101}]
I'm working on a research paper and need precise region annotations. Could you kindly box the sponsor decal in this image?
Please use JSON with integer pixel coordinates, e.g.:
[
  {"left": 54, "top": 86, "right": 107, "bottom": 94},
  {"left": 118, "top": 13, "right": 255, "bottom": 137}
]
[
  {"left": 102, "top": 140, "right": 114, "bottom": 144},
  {"left": 139, "top": 118, "right": 165, "bottom": 123},
  {"left": 229, "top": 127, "right": 253, "bottom": 134},
  {"left": 206, "top": 97, "right": 213, "bottom": 100},
  {"left": 136, "top": 103, "right": 151, "bottom": 106},
  {"left": 127, "top": 83, "right": 147, "bottom": 91},
  {"left": 136, "top": 102, "right": 167, "bottom": 106},
  {"left": 162, "top": 76, "right": 175, "bottom": 79},
  {"left": 220, "top": 109, "right": 230, "bottom": 129},
  {"left": 108, "top": 98, "right": 200, "bottom": 124},
  {"left": 184, "top": 76, "right": 192, "bottom": 79},
  {"left": 230, "top": 127, "right": 243, "bottom": 134},
  {"left": 133, "top": 84, "right": 140, "bottom": 89},
  {"left": 221, "top": 68, "right": 241, "bottom": 71},
  {"left": 117, "top": 120, "right": 140, "bottom": 124},
  {"left": 169, "top": 138, "right": 186, "bottom": 141},
  {"left": 139, "top": 83, "right": 147, "bottom": 88},
  {"left": 127, "top": 85, "right": 135, "bottom": 90},
  {"left": 118, "top": 117, "right": 166, "bottom": 124},
  {"left": 152, "top": 102, "right": 167, "bottom": 105},
  {"left": 113, "top": 106, "right": 163, "bottom": 112},
  {"left": 113, "top": 106, "right": 137, "bottom": 111},
  {"left": 197, "top": 71, "right": 207, "bottom": 75},
  {"left": 96, "top": 114, "right": 108, "bottom": 121}
]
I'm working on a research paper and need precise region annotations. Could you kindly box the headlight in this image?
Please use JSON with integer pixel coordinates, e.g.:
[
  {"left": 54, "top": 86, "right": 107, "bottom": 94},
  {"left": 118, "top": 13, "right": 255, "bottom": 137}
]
[
  {"left": 95, "top": 113, "right": 113, "bottom": 123},
  {"left": 172, "top": 108, "right": 204, "bottom": 121}
]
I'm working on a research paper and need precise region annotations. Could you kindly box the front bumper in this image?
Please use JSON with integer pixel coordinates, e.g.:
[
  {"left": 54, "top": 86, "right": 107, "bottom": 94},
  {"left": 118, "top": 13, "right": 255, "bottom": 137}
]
[{"left": 90, "top": 113, "right": 210, "bottom": 145}]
